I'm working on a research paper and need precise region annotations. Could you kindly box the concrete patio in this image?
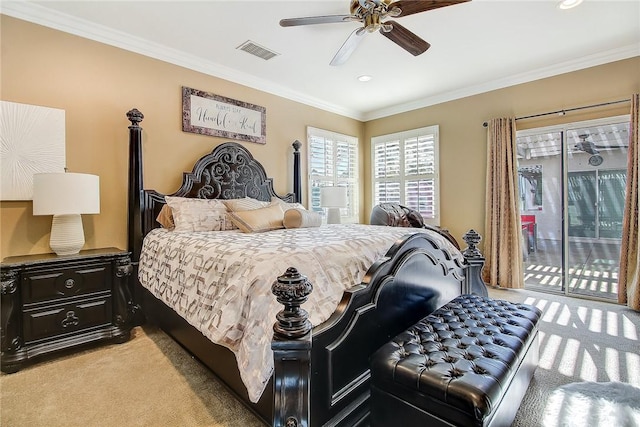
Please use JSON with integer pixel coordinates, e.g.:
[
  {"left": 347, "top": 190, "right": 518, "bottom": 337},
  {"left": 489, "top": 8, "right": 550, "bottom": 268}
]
[{"left": 523, "top": 239, "right": 621, "bottom": 301}]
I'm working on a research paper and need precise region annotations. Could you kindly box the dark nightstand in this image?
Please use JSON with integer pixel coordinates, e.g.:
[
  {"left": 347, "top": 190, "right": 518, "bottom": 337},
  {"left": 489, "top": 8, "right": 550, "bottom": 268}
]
[{"left": 1, "top": 248, "right": 137, "bottom": 373}]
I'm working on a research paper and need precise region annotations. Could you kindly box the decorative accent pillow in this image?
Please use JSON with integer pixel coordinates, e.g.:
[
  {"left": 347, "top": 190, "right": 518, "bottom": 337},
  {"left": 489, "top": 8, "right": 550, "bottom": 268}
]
[
  {"left": 165, "top": 196, "right": 228, "bottom": 232},
  {"left": 223, "top": 197, "right": 270, "bottom": 212},
  {"left": 223, "top": 213, "right": 239, "bottom": 231},
  {"left": 156, "top": 204, "right": 175, "bottom": 230},
  {"left": 283, "top": 208, "right": 322, "bottom": 229},
  {"left": 271, "top": 197, "right": 306, "bottom": 211},
  {"left": 229, "top": 203, "right": 285, "bottom": 233}
]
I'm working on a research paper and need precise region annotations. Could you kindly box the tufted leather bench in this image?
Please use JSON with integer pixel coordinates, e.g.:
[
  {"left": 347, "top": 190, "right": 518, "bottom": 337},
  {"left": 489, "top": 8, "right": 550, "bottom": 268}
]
[{"left": 370, "top": 294, "right": 542, "bottom": 427}]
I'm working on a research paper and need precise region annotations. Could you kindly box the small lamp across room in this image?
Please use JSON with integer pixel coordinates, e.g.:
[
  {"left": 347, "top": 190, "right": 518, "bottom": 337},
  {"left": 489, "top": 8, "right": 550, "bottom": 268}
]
[
  {"left": 320, "top": 186, "right": 347, "bottom": 224},
  {"left": 33, "top": 172, "right": 100, "bottom": 256}
]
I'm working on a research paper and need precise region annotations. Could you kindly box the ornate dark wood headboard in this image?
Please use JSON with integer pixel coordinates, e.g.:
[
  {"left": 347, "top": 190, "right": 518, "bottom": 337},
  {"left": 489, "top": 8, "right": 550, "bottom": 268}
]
[{"left": 126, "top": 108, "right": 302, "bottom": 264}]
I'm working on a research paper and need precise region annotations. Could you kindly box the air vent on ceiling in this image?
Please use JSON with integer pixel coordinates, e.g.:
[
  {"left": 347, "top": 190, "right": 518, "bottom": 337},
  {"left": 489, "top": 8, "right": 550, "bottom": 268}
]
[{"left": 237, "top": 40, "right": 279, "bottom": 61}]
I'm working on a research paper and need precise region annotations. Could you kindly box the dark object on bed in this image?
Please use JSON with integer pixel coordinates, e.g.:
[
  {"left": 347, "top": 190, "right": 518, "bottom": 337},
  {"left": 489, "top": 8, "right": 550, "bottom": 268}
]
[
  {"left": 370, "top": 294, "right": 541, "bottom": 427},
  {"left": 126, "top": 109, "right": 487, "bottom": 427},
  {"left": 370, "top": 203, "right": 460, "bottom": 250}
]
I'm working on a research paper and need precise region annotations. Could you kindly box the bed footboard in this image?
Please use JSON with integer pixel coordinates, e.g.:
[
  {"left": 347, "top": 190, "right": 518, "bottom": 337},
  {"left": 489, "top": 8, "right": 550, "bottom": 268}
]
[{"left": 271, "top": 230, "right": 488, "bottom": 427}]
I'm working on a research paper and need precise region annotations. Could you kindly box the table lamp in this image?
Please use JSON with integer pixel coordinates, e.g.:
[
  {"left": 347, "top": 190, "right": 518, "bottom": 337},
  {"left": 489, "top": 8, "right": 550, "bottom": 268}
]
[
  {"left": 33, "top": 172, "right": 100, "bottom": 256},
  {"left": 320, "top": 186, "right": 347, "bottom": 224}
]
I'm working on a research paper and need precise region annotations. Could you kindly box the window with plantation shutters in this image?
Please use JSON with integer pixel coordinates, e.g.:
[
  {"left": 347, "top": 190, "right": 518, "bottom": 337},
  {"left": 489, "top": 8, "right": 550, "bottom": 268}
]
[
  {"left": 307, "top": 127, "right": 359, "bottom": 223},
  {"left": 372, "top": 126, "right": 439, "bottom": 225}
]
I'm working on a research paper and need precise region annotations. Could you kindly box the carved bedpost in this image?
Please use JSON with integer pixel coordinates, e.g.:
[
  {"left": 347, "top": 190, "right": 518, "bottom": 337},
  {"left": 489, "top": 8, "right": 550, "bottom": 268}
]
[
  {"left": 292, "top": 140, "right": 302, "bottom": 204},
  {"left": 271, "top": 267, "right": 313, "bottom": 427},
  {"left": 127, "top": 108, "right": 144, "bottom": 264},
  {"left": 126, "top": 109, "right": 145, "bottom": 325},
  {"left": 462, "top": 230, "right": 489, "bottom": 296}
]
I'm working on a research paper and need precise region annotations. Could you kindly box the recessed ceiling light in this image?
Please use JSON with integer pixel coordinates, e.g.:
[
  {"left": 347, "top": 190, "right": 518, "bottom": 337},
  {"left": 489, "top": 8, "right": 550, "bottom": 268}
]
[
  {"left": 357, "top": 75, "right": 372, "bottom": 82},
  {"left": 557, "top": 0, "right": 583, "bottom": 10}
]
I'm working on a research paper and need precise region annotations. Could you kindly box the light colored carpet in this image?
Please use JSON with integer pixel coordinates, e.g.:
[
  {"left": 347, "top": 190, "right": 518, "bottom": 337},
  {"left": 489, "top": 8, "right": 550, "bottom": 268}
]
[
  {"left": 1, "top": 287, "right": 639, "bottom": 427},
  {"left": 542, "top": 381, "right": 640, "bottom": 427},
  {"left": 0, "top": 326, "right": 264, "bottom": 427}
]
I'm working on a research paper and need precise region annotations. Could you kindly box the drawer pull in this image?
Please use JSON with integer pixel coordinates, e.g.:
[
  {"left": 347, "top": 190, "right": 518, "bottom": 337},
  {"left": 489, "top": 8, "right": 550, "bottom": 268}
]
[
  {"left": 64, "top": 278, "right": 75, "bottom": 289},
  {"left": 61, "top": 311, "right": 79, "bottom": 328}
]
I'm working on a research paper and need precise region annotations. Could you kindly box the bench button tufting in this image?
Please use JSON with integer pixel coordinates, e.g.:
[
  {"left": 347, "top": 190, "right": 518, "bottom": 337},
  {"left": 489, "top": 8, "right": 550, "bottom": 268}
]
[
  {"left": 447, "top": 368, "right": 464, "bottom": 379},
  {"left": 472, "top": 366, "right": 488, "bottom": 375}
]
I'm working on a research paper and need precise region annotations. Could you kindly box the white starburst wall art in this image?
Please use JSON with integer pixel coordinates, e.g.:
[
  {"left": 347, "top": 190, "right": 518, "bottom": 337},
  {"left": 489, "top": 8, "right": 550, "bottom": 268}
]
[{"left": 0, "top": 101, "right": 66, "bottom": 200}]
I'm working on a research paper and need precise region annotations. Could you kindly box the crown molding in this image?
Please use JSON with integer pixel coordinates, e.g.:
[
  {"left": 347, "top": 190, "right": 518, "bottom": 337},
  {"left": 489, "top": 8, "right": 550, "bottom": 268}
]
[
  {"left": 0, "top": 1, "right": 364, "bottom": 121},
  {"left": 2, "top": 2, "right": 637, "bottom": 123},
  {"left": 363, "top": 45, "right": 640, "bottom": 121}
]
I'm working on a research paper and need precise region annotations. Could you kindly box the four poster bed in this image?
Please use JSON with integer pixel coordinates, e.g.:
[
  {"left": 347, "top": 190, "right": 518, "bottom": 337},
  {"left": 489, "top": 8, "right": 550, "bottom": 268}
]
[{"left": 125, "top": 109, "right": 488, "bottom": 427}]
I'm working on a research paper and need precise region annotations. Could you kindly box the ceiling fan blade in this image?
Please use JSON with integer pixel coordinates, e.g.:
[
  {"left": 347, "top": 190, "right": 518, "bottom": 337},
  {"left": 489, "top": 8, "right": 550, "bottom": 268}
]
[
  {"left": 390, "top": 0, "right": 470, "bottom": 17},
  {"left": 330, "top": 28, "right": 367, "bottom": 66},
  {"left": 280, "top": 15, "right": 352, "bottom": 27},
  {"left": 574, "top": 143, "right": 599, "bottom": 155},
  {"left": 379, "top": 21, "right": 430, "bottom": 56}
]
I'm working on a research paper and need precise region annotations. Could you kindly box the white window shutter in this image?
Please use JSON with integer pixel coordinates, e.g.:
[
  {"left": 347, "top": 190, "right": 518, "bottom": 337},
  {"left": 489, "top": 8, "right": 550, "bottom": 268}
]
[
  {"left": 371, "top": 126, "right": 439, "bottom": 225},
  {"left": 308, "top": 127, "right": 359, "bottom": 223}
]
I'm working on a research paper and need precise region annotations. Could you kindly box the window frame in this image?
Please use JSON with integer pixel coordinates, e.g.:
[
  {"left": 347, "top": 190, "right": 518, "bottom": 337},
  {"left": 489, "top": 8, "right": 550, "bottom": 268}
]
[
  {"left": 371, "top": 125, "right": 440, "bottom": 226},
  {"left": 307, "top": 126, "right": 359, "bottom": 223}
]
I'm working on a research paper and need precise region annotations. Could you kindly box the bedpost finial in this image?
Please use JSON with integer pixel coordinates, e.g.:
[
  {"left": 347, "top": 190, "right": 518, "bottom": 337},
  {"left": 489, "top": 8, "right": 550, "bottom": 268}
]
[
  {"left": 292, "top": 140, "right": 301, "bottom": 152},
  {"left": 272, "top": 267, "right": 313, "bottom": 339},
  {"left": 462, "top": 229, "right": 482, "bottom": 259},
  {"left": 126, "top": 108, "right": 144, "bottom": 127}
]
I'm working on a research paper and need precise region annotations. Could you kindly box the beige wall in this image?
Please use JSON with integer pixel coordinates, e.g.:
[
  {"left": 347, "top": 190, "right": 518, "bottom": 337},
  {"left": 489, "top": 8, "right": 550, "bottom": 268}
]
[
  {"left": 1, "top": 15, "right": 639, "bottom": 259},
  {"left": 0, "top": 16, "right": 364, "bottom": 258},
  {"left": 365, "top": 57, "right": 639, "bottom": 244}
]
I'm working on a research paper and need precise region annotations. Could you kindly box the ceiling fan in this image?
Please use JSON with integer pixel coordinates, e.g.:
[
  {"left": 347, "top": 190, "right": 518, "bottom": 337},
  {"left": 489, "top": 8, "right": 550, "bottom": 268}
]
[
  {"left": 573, "top": 134, "right": 628, "bottom": 166},
  {"left": 573, "top": 134, "right": 628, "bottom": 155},
  {"left": 280, "top": 0, "right": 470, "bottom": 66}
]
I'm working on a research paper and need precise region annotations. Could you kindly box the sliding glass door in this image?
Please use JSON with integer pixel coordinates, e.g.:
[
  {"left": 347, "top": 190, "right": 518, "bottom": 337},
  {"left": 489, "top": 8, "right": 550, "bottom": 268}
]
[
  {"left": 516, "top": 116, "right": 629, "bottom": 301},
  {"left": 567, "top": 171, "right": 597, "bottom": 238},
  {"left": 567, "top": 169, "right": 626, "bottom": 239}
]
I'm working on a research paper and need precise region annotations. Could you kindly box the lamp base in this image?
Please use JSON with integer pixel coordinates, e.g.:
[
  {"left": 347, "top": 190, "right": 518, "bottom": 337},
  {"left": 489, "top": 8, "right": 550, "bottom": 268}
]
[
  {"left": 50, "top": 214, "right": 85, "bottom": 256},
  {"left": 326, "top": 208, "right": 342, "bottom": 224}
]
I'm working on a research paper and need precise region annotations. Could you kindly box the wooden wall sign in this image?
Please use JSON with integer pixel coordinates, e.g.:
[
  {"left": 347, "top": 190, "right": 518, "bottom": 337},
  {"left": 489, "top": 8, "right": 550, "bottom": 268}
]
[{"left": 182, "top": 86, "right": 266, "bottom": 144}]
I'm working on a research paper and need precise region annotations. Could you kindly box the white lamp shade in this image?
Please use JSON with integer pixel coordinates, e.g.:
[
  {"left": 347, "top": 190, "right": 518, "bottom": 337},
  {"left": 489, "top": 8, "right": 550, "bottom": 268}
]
[
  {"left": 33, "top": 173, "right": 100, "bottom": 215},
  {"left": 320, "top": 186, "right": 348, "bottom": 208}
]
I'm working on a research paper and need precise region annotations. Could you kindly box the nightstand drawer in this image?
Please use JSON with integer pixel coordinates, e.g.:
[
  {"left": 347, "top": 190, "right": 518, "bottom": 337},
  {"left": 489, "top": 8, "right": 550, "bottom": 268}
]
[
  {"left": 21, "top": 262, "right": 112, "bottom": 304},
  {"left": 22, "top": 296, "right": 112, "bottom": 343}
]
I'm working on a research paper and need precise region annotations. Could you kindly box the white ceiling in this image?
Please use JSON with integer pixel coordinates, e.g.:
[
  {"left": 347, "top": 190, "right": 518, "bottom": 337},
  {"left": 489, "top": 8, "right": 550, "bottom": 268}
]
[{"left": 2, "top": 0, "right": 639, "bottom": 121}]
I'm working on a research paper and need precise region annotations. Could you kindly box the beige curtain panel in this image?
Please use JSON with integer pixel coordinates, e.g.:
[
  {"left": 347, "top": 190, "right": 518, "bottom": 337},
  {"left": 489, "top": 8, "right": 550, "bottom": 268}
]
[
  {"left": 483, "top": 118, "right": 524, "bottom": 288},
  {"left": 619, "top": 93, "right": 640, "bottom": 311}
]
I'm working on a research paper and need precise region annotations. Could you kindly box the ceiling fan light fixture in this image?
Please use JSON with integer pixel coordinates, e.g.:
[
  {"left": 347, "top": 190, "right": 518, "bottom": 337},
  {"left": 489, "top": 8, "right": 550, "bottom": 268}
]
[{"left": 557, "top": 0, "right": 584, "bottom": 10}]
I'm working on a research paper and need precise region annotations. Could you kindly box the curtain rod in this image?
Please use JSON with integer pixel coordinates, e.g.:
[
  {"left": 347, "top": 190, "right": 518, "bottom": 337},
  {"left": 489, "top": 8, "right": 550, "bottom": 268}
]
[{"left": 482, "top": 98, "right": 630, "bottom": 127}]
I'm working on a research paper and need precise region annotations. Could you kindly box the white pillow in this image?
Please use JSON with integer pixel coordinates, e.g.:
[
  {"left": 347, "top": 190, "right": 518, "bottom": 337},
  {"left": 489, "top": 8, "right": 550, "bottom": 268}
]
[
  {"left": 165, "top": 196, "right": 228, "bottom": 232},
  {"left": 271, "top": 197, "right": 306, "bottom": 211}
]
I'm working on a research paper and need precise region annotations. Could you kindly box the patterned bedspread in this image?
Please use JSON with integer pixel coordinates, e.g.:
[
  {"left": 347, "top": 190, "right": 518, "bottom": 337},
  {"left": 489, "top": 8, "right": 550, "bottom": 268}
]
[{"left": 138, "top": 223, "right": 460, "bottom": 402}]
